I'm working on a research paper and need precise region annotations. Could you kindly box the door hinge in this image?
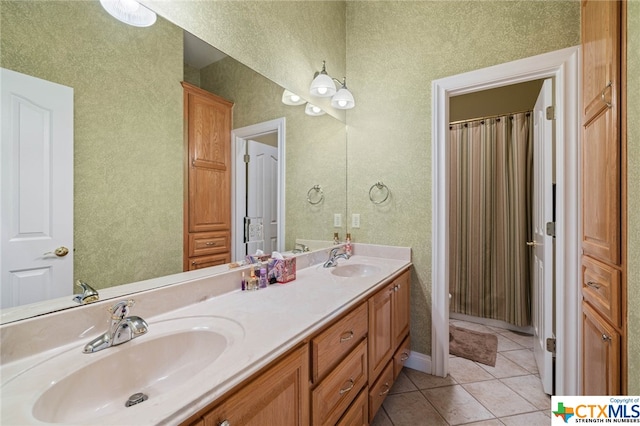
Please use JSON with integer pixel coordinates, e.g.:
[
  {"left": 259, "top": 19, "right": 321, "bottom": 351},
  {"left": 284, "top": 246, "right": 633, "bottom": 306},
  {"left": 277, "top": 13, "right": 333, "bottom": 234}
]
[
  {"left": 546, "top": 337, "right": 556, "bottom": 354},
  {"left": 546, "top": 106, "right": 555, "bottom": 120},
  {"left": 243, "top": 154, "right": 250, "bottom": 163},
  {"left": 546, "top": 222, "right": 556, "bottom": 238}
]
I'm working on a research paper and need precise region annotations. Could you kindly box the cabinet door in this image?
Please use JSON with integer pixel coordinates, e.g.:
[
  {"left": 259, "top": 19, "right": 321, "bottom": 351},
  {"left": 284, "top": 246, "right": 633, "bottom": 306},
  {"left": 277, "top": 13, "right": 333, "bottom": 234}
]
[
  {"left": 368, "top": 283, "right": 393, "bottom": 382},
  {"left": 392, "top": 270, "right": 410, "bottom": 348},
  {"left": 184, "top": 83, "right": 233, "bottom": 233},
  {"left": 581, "top": 0, "right": 621, "bottom": 264},
  {"left": 203, "top": 345, "right": 309, "bottom": 426},
  {"left": 582, "top": 302, "right": 620, "bottom": 395}
]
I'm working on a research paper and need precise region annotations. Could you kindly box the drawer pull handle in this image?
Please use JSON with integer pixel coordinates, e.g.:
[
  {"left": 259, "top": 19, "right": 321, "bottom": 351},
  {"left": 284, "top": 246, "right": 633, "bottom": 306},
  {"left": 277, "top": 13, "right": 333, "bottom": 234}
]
[
  {"left": 205, "top": 242, "right": 217, "bottom": 246},
  {"left": 379, "top": 383, "right": 391, "bottom": 396},
  {"left": 219, "top": 421, "right": 230, "bottom": 426},
  {"left": 191, "top": 261, "right": 198, "bottom": 266},
  {"left": 340, "top": 331, "right": 354, "bottom": 342},
  {"left": 601, "top": 81, "right": 612, "bottom": 109},
  {"left": 602, "top": 334, "right": 612, "bottom": 343},
  {"left": 400, "top": 352, "right": 410, "bottom": 362},
  {"left": 339, "top": 379, "right": 355, "bottom": 395},
  {"left": 586, "top": 281, "right": 601, "bottom": 290}
]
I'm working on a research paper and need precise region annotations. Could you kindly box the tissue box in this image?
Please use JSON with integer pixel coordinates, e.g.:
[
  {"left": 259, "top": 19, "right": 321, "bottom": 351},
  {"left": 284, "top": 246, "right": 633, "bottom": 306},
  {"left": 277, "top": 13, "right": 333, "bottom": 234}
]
[{"left": 268, "top": 257, "right": 296, "bottom": 283}]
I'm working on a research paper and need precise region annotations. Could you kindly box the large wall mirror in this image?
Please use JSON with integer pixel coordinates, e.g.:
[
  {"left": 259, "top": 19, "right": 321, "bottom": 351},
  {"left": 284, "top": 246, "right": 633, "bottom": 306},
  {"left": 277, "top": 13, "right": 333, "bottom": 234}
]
[{"left": 0, "top": 0, "right": 347, "bottom": 323}]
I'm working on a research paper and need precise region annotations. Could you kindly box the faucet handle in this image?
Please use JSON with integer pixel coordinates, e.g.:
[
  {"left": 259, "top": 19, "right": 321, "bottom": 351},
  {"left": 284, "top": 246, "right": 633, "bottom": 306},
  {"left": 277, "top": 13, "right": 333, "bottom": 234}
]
[{"left": 109, "top": 300, "right": 134, "bottom": 320}]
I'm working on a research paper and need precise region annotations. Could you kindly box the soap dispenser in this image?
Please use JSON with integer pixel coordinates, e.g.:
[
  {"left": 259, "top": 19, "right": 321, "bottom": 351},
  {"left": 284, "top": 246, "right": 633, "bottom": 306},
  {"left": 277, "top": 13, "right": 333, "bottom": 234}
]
[{"left": 345, "top": 233, "right": 352, "bottom": 256}]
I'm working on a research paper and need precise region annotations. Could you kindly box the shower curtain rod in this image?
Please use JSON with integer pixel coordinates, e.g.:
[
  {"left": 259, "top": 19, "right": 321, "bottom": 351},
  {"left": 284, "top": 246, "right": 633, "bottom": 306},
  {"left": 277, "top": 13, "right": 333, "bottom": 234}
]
[{"left": 449, "top": 109, "right": 532, "bottom": 126}]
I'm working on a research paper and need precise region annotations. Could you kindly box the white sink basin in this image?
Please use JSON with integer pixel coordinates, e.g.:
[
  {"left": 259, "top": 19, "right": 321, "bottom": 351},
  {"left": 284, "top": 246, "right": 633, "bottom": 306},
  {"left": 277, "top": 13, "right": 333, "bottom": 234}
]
[
  {"left": 6, "top": 316, "right": 244, "bottom": 424},
  {"left": 331, "top": 263, "right": 381, "bottom": 278}
]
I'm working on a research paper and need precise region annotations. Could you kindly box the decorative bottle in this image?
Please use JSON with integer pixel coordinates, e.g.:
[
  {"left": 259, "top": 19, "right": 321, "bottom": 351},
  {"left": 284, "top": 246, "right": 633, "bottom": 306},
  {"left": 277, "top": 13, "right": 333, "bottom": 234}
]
[{"left": 345, "top": 233, "right": 352, "bottom": 256}]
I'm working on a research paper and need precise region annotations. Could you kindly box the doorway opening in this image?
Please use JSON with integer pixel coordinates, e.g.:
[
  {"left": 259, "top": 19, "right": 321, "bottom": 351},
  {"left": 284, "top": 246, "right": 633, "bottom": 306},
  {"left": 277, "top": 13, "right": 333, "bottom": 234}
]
[
  {"left": 231, "top": 118, "right": 286, "bottom": 262},
  {"left": 431, "top": 46, "right": 581, "bottom": 396}
]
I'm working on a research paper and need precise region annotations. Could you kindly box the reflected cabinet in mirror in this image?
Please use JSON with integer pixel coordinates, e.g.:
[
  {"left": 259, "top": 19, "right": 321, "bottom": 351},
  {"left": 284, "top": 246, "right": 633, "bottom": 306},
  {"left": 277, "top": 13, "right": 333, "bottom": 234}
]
[{"left": 0, "top": 0, "right": 347, "bottom": 322}]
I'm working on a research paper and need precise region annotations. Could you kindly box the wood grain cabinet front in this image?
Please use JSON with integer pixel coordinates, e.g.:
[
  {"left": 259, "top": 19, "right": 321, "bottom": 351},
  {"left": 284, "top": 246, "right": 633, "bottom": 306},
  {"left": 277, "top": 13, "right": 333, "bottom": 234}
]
[
  {"left": 582, "top": 255, "right": 621, "bottom": 327},
  {"left": 336, "top": 388, "right": 368, "bottom": 426},
  {"left": 200, "top": 345, "right": 309, "bottom": 426},
  {"left": 368, "top": 360, "right": 393, "bottom": 421},
  {"left": 582, "top": 302, "right": 621, "bottom": 395}
]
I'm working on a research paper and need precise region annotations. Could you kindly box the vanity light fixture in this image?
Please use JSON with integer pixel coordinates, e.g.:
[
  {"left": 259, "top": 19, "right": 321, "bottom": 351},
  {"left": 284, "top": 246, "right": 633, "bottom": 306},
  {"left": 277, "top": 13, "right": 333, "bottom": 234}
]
[
  {"left": 304, "top": 103, "right": 326, "bottom": 117},
  {"left": 281, "top": 89, "right": 306, "bottom": 106},
  {"left": 309, "top": 61, "right": 356, "bottom": 110},
  {"left": 100, "top": 0, "right": 157, "bottom": 27}
]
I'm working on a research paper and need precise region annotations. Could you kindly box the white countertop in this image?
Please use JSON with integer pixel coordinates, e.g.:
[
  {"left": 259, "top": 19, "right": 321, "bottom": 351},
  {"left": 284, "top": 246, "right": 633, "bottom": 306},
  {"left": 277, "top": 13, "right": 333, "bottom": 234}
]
[{"left": 0, "top": 245, "right": 411, "bottom": 425}]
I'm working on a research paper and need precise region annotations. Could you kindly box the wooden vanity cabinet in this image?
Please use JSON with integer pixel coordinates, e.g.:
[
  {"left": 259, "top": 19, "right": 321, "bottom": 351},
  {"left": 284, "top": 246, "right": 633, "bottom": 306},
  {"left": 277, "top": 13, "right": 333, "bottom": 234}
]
[
  {"left": 198, "top": 345, "right": 309, "bottom": 426},
  {"left": 182, "top": 82, "right": 233, "bottom": 271}
]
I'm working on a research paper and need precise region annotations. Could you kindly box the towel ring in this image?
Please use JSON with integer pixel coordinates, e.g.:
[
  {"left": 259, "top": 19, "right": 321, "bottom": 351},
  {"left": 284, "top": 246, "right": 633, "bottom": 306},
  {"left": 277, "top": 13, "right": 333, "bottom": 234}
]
[
  {"left": 307, "top": 185, "right": 324, "bottom": 205},
  {"left": 369, "top": 181, "right": 390, "bottom": 204}
]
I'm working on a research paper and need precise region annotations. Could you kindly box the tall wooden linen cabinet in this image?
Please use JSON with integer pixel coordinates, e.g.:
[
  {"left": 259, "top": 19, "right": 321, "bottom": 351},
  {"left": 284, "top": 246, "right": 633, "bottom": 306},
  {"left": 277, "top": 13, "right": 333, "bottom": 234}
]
[
  {"left": 580, "top": 0, "right": 627, "bottom": 394},
  {"left": 182, "top": 82, "right": 234, "bottom": 271}
]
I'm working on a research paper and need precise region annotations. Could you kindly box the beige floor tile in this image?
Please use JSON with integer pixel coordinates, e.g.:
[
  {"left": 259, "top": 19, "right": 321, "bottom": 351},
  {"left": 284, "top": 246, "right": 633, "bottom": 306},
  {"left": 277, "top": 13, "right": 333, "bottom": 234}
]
[
  {"left": 496, "top": 333, "right": 525, "bottom": 352},
  {"left": 500, "top": 375, "right": 551, "bottom": 410},
  {"left": 404, "top": 368, "right": 457, "bottom": 389},
  {"left": 390, "top": 370, "right": 418, "bottom": 394},
  {"left": 501, "top": 349, "right": 538, "bottom": 374},
  {"left": 463, "top": 379, "right": 537, "bottom": 418},
  {"left": 370, "top": 407, "right": 393, "bottom": 426},
  {"left": 500, "top": 411, "right": 550, "bottom": 426},
  {"left": 382, "top": 390, "right": 448, "bottom": 426},
  {"left": 464, "top": 420, "right": 505, "bottom": 426},
  {"left": 422, "top": 385, "right": 495, "bottom": 425},
  {"left": 448, "top": 356, "right": 495, "bottom": 383},
  {"left": 478, "top": 353, "right": 530, "bottom": 379},
  {"left": 498, "top": 330, "right": 534, "bottom": 348}
]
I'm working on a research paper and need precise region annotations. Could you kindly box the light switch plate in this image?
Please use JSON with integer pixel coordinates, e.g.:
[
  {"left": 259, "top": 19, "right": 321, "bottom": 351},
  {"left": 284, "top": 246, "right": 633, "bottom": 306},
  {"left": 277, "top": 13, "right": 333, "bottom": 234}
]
[
  {"left": 334, "top": 213, "right": 342, "bottom": 227},
  {"left": 352, "top": 213, "right": 360, "bottom": 228}
]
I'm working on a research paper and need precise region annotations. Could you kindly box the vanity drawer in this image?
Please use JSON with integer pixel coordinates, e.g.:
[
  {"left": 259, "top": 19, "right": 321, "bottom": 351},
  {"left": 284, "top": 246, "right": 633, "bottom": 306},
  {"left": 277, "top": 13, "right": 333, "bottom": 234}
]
[
  {"left": 393, "top": 335, "right": 411, "bottom": 380},
  {"left": 368, "top": 360, "right": 393, "bottom": 421},
  {"left": 312, "top": 339, "right": 367, "bottom": 426},
  {"left": 188, "top": 253, "right": 230, "bottom": 270},
  {"left": 189, "top": 231, "right": 230, "bottom": 257},
  {"left": 336, "top": 388, "right": 368, "bottom": 426},
  {"left": 582, "top": 255, "right": 621, "bottom": 327},
  {"left": 311, "top": 302, "right": 368, "bottom": 383}
]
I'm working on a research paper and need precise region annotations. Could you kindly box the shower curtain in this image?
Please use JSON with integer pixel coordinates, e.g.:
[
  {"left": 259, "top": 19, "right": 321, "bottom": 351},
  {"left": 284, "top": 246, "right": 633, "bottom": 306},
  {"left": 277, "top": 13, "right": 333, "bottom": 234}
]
[{"left": 448, "top": 112, "right": 533, "bottom": 327}]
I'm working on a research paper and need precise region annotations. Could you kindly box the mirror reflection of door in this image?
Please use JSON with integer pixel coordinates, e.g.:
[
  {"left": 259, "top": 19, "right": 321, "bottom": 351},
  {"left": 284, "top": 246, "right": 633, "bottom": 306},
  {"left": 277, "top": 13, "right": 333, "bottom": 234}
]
[{"left": 246, "top": 137, "right": 278, "bottom": 256}]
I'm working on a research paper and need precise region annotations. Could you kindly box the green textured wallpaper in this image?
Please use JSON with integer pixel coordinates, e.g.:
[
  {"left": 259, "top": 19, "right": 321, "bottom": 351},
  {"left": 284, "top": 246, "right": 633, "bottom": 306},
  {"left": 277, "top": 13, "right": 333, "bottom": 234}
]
[
  {"left": 1, "top": 1, "right": 184, "bottom": 290},
  {"left": 196, "top": 57, "right": 348, "bottom": 249},
  {"left": 345, "top": 0, "right": 580, "bottom": 356},
  {"left": 626, "top": 0, "right": 639, "bottom": 395}
]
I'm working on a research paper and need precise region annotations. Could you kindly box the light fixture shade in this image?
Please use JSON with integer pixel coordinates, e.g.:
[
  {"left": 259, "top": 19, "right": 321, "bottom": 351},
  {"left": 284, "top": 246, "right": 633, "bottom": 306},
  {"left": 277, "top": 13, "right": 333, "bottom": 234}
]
[
  {"left": 331, "top": 87, "right": 355, "bottom": 109},
  {"left": 309, "top": 73, "right": 336, "bottom": 97},
  {"left": 100, "top": 0, "right": 157, "bottom": 27},
  {"left": 281, "top": 89, "right": 305, "bottom": 106},
  {"left": 304, "top": 103, "right": 326, "bottom": 117}
]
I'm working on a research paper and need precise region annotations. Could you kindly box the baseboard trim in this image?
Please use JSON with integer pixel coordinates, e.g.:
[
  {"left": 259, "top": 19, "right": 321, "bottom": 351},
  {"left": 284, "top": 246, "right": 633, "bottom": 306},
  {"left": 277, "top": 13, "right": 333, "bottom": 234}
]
[{"left": 405, "top": 351, "right": 431, "bottom": 374}]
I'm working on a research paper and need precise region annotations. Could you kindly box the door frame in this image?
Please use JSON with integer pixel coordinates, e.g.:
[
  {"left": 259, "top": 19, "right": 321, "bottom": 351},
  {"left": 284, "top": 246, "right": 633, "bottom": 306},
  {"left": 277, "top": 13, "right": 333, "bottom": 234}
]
[
  {"left": 431, "top": 46, "right": 581, "bottom": 395},
  {"left": 231, "top": 118, "right": 286, "bottom": 261}
]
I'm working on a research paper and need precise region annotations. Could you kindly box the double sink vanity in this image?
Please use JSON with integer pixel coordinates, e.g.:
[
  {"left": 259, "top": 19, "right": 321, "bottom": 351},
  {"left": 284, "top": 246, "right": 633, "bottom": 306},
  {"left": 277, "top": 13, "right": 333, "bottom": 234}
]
[{"left": 0, "top": 244, "right": 411, "bottom": 425}]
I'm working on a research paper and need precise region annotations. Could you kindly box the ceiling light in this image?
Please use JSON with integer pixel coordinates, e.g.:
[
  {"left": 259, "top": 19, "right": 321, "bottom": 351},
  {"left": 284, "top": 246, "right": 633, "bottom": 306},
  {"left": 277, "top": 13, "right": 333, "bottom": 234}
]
[
  {"left": 305, "top": 103, "right": 326, "bottom": 117},
  {"left": 281, "top": 89, "right": 306, "bottom": 106},
  {"left": 100, "top": 0, "right": 157, "bottom": 27}
]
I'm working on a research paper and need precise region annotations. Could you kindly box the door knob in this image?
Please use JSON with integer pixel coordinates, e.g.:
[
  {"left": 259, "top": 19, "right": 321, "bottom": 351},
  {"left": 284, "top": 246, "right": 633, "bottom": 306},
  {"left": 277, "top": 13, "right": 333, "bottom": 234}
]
[
  {"left": 44, "top": 246, "right": 69, "bottom": 257},
  {"left": 526, "top": 241, "right": 538, "bottom": 247}
]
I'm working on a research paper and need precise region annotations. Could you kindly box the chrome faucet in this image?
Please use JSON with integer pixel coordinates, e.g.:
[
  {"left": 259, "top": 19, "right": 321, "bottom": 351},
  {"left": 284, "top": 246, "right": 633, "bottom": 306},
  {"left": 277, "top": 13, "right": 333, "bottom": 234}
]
[
  {"left": 293, "top": 243, "right": 309, "bottom": 253},
  {"left": 83, "top": 300, "right": 148, "bottom": 354},
  {"left": 323, "top": 246, "right": 351, "bottom": 268},
  {"left": 72, "top": 280, "right": 99, "bottom": 304}
]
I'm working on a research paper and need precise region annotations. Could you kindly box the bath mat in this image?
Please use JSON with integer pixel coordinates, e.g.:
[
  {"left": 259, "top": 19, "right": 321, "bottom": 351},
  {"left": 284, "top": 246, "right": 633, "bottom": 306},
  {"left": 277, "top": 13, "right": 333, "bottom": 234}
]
[{"left": 449, "top": 325, "right": 498, "bottom": 367}]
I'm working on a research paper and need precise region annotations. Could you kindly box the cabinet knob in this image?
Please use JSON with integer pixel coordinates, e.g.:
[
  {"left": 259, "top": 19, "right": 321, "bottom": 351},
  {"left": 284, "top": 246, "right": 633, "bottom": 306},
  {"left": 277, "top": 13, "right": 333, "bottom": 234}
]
[
  {"left": 340, "top": 330, "right": 354, "bottom": 342},
  {"left": 339, "top": 378, "right": 355, "bottom": 395},
  {"left": 219, "top": 421, "right": 230, "bottom": 426},
  {"left": 400, "top": 352, "right": 410, "bottom": 362},
  {"left": 601, "top": 334, "right": 612, "bottom": 343}
]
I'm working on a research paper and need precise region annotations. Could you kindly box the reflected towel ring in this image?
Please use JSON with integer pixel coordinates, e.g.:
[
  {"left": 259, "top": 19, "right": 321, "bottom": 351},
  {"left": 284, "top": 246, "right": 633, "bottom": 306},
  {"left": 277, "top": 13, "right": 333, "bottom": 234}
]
[
  {"left": 369, "top": 181, "right": 390, "bottom": 204},
  {"left": 307, "top": 185, "right": 324, "bottom": 205}
]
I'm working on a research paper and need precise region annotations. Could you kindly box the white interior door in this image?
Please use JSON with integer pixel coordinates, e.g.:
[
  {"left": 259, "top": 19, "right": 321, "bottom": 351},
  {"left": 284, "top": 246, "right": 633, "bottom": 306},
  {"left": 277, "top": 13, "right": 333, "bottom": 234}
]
[
  {"left": 531, "top": 78, "right": 554, "bottom": 395},
  {"left": 246, "top": 140, "right": 278, "bottom": 255},
  {"left": 1, "top": 68, "right": 74, "bottom": 308}
]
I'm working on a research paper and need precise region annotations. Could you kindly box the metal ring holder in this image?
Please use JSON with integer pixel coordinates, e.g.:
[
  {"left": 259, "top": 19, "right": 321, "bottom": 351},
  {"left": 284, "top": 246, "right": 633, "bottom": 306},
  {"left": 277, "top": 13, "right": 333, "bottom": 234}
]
[
  {"left": 369, "top": 181, "right": 390, "bottom": 204},
  {"left": 307, "top": 185, "right": 324, "bottom": 205}
]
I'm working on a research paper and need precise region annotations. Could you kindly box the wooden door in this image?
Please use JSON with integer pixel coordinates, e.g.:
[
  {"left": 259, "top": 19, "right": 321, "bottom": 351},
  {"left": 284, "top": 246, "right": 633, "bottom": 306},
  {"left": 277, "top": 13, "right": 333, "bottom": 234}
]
[
  {"left": 368, "top": 283, "right": 393, "bottom": 382},
  {"left": 581, "top": 0, "right": 621, "bottom": 264}
]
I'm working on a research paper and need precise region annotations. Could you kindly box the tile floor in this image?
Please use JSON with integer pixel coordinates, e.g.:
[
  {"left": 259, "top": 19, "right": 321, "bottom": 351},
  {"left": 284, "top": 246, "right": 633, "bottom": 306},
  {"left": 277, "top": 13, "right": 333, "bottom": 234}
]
[{"left": 371, "top": 319, "right": 551, "bottom": 426}]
